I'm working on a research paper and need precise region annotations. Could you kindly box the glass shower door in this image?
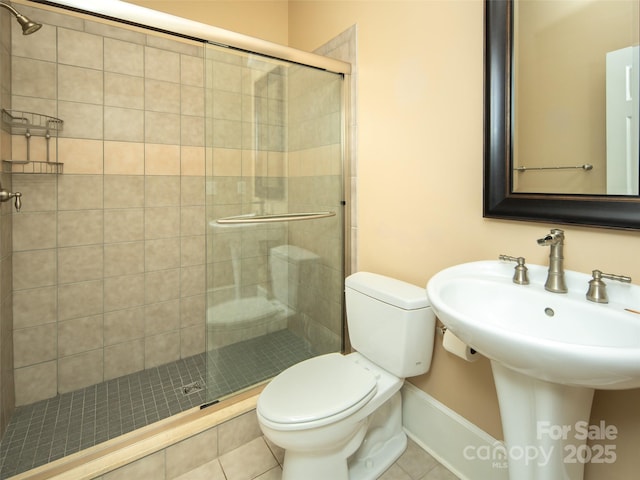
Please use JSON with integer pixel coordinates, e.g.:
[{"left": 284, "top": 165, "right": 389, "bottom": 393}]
[{"left": 204, "top": 44, "right": 345, "bottom": 403}]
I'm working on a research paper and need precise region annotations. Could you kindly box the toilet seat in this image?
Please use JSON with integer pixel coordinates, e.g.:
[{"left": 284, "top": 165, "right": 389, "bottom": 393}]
[{"left": 258, "top": 353, "right": 377, "bottom": 429}]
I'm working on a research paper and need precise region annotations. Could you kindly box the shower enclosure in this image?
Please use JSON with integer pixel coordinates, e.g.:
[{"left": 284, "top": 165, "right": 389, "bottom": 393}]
[{"left": 0, "top": 1, "right": 349, "bottom": 477}]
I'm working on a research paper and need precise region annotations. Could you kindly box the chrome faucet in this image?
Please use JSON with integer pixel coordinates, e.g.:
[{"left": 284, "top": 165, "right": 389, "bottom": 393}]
[{"left": 537, "top": 228, "right": 567, "bottom": 293}]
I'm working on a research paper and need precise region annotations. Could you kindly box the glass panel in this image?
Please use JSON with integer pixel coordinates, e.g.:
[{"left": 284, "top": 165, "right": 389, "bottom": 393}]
[{"left": 204, "top": 44, "right": 345, "bottom": 403}]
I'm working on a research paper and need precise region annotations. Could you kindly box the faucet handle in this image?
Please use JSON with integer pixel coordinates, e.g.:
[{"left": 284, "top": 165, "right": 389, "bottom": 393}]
[
  {"left": 0, "top": 185, "right": 22, "bottom": 212},
  {"left": 498, "top": 255, "right": 530, "bottom": 285},
  {"left": 586, "top": 270, "right": 632, "bottom": 304},
  {"left": 13, "top": 192, "right": 22, "bottom": 212}
]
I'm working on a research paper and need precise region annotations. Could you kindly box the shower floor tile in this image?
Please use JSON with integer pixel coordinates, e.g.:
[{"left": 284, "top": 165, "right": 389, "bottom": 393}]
[{"left": 0, "top": 329, "right": 314, "bottom": 478}]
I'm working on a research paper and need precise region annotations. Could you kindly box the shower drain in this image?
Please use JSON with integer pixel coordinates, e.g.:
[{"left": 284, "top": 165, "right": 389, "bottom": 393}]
[{"left": 180, "top": 381, "right": 204, "bottom": 396}]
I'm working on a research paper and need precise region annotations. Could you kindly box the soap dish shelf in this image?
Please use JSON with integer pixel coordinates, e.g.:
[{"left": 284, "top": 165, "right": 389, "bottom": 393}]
[
  {"left": 3, "top": 160, "right": 63, "bottom": 174},
  {"left": 2, "top": 109, "right": 63, "bottom": 135}
]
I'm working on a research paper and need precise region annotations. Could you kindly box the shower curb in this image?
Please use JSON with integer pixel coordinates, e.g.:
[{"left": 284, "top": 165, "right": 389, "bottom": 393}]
[{"left": 7, "top": 386, "right": 264, "bottom": 480}]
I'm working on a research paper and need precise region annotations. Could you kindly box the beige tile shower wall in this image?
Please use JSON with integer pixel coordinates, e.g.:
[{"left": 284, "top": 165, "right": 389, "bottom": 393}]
[
  {"left": 286, "top": 64, "right": 344, "bottom": 354},
  {"left": 10, "top": 5, "right": 207, "bottom": 406},
  {"left": 0, "top": 6, "right": 15, "bottom": 436},
  {"left": 314, "top": 26, "right": 358, "bottom": 276}
]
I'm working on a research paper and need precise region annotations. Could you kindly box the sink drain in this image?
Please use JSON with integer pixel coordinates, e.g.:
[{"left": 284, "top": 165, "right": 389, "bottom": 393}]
[{"left": 544, "top": 307, "right": 555, "bottom": 317}]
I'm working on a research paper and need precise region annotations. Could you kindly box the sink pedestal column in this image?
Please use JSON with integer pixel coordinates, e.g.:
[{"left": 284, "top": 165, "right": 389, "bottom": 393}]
[{"left": 491, "top": 361, "right": 595, "bottom": 480}]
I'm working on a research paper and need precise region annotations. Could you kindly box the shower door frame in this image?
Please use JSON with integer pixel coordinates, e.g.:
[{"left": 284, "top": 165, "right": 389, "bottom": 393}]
[{"left": 29, "top": 0, "right": 351, "bottom": 74}]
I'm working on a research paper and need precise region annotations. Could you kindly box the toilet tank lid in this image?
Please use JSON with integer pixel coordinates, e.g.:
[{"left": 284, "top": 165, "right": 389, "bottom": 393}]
[{"left": 346, "top": 272, "right": 429, "bottom": 310}]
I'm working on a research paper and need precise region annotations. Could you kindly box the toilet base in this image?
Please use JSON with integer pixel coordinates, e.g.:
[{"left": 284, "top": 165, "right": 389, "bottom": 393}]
[
  {"left": 279, "top": 426, "right": 407, "bottom": 480},
  {"left": 281, "top": 421, "right": 368, "bottom": 480},
  {"left": 348, "top": 390, "right": 407, "bottom": 480},
  {"left": 349, "top": 430, "right": 407, "bottom": 480},
  {"left": 279, "top": 391, "right": 407, "bottom": 480}
]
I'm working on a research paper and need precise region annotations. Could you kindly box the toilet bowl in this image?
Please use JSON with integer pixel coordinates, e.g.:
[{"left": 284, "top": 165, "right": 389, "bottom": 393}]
[
  {"left": 206, "top": 296, "right": 285, "bottom": 348},
  {"left": 257, "top": 352, "right": 405, "bottom": 480},
  {"left": 257, "top": 272, "right": 436, "bottom": 480}
]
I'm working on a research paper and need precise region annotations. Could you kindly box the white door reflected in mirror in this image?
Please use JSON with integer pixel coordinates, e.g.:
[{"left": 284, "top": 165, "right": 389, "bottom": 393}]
[{"left": 606, "top": 45, "right": 639, "bottom": 195}]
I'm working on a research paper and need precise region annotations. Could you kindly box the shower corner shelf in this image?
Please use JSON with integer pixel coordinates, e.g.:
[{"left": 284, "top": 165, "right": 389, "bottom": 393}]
[
  {"left": 3, "top": 160, "right": 64, "bottom": 174},
  {"left": 2, "top": 109, "right": 64, "bottom": 135},
  {"left": 2, "top": 109, "right": 64, "bottom": 174}
]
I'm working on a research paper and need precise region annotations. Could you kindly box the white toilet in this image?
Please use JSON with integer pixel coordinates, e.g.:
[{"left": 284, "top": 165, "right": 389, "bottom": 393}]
[{"left": 257, "top": 272, "right": 436, "bottom": 480}]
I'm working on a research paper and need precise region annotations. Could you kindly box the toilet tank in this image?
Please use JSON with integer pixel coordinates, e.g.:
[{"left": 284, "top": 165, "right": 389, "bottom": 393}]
[
  {"left": 269, "top": 245, "right": 319, "bottom": 310},
  {"left": 345, "top": 272, "right": 436, "bottom": 378}
]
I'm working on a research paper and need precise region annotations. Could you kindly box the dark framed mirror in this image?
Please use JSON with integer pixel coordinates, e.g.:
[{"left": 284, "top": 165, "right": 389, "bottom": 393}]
[{"left": 483, "top": 0, "right": 640, "bottom": 230}]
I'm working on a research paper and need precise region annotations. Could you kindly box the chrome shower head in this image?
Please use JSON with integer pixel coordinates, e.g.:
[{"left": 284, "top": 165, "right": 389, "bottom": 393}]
[
  {"left": 0, "top": 2, "right": 42, "bottom": 35},
  {"left": 15, "top": 12, "right": 41, "bottom": 35}
]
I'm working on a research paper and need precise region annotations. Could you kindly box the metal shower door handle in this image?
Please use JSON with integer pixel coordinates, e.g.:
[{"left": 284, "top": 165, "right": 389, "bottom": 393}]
[{"left": 216, "top": 211, "right": 336, "bottom": 224}]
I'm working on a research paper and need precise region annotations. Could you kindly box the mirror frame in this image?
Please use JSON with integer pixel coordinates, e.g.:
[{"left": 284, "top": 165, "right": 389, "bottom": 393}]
[{"left": 483, "top": 0, "right": 640, "bottom": 230}]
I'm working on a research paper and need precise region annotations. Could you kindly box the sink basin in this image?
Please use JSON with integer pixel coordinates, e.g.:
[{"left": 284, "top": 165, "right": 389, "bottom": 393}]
[
  {"left": 427, "top": 260, "right": 640, "bottom": 479},
  {"left": 427, "top": 260, "right": 640, "bottom": 389}
]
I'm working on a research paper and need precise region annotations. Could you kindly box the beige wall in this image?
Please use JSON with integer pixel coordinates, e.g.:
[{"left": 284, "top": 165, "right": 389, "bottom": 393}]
[
  {"left": 288, "top": 1, "right": 640, "bottom": 478},
  {"left": 129, "top": 0, "right": 289, "bottom": 44}
]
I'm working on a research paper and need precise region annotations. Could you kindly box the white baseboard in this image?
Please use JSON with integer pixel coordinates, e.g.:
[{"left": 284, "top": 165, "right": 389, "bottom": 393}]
[{"left": 401, "top": 382, "right": 509, "bottom": 480}]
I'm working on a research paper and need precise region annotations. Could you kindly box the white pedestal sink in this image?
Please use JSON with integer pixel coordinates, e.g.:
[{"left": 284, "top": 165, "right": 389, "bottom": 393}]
[{"left": 426, "top": 261, "right": 640, "bottom": 480}]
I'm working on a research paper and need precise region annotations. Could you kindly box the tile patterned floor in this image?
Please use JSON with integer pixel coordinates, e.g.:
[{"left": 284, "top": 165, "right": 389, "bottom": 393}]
[
  {"left": 0, "top": 329, "right": 314, "bottom": 478},
  {"left": 184, "top": 435, "right": 460, "bottom": 480}
]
